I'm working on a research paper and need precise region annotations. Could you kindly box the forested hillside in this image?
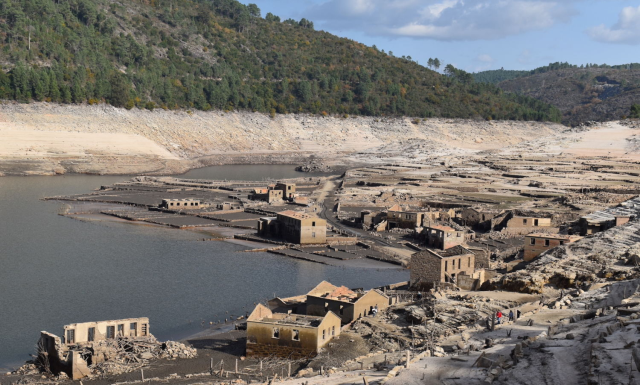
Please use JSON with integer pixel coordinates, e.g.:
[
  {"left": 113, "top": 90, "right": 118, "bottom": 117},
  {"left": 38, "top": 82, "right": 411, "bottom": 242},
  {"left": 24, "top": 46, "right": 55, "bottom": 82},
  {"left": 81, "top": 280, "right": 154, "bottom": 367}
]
[
  {"left": 0, "top": 0, "right": 560, "bottom": 121},
  {"left": 475, "top": 62, "right": 640, "bottom": 85},
  {"left": 498, "top": 67, "right": 640, "bottom": 125}
]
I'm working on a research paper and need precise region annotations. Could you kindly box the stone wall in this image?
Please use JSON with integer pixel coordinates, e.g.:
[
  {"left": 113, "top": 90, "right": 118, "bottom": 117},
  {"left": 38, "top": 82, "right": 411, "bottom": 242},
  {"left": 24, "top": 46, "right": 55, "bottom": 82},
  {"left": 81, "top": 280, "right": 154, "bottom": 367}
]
[{"left": 410, "top": 252, "right": 441, "bottom": 288}]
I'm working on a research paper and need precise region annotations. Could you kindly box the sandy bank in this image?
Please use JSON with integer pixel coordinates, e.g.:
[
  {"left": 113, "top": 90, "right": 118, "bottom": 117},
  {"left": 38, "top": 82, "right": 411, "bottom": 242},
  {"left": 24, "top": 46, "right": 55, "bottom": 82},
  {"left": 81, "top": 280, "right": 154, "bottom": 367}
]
[{"left": 0, "top": 102, "right": 564, "bottom": 176}]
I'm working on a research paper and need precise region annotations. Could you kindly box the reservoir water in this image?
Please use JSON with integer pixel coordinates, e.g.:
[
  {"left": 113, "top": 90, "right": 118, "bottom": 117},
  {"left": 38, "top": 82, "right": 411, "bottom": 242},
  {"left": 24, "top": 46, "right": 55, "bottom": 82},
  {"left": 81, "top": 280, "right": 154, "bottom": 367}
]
[{"left": 0, "top": 165, "right": 408, "bottom": 371}]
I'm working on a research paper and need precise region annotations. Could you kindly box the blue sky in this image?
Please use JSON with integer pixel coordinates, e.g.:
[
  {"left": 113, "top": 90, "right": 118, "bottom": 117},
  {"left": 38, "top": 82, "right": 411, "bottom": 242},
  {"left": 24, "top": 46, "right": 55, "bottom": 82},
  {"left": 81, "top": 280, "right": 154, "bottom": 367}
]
[{"left": 239, "top": 0, "right": 640, "bottom": 73}]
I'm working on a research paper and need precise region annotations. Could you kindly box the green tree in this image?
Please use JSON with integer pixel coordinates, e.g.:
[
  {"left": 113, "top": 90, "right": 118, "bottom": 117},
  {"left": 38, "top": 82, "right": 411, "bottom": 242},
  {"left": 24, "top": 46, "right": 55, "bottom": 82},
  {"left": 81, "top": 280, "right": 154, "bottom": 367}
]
[
  {"left": 427, "top": 58, "right": 434, "bottom": 69},
  {"left": 108, "top": 73, "right": 130, "bottom": 108},
  {"left": 631, "top": 104, "right": 640, "bottom": 119},
  {"left": 247, "top": 4, "right": 261, "bottom": 18}
]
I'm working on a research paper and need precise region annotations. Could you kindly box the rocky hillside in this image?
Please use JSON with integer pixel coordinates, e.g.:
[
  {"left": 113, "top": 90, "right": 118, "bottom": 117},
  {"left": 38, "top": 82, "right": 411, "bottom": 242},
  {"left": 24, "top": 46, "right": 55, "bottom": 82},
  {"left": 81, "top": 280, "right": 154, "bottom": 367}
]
[
  {"left": 0, "top": 102, "right": 564, "bottom": 176},
  {"left": 498, "top": 67, "right": 640, "bottom": 126}
]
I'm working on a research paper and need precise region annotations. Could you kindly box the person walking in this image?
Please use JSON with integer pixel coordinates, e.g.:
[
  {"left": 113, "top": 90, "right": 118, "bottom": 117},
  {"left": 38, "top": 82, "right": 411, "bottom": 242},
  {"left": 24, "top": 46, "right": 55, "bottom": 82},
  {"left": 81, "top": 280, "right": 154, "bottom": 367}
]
[
  {"left": 509, "top": 310, "right": 514, "bottom": 322},
  {"left": 496, "top": 311, "right": 503, "bottom": 325}
]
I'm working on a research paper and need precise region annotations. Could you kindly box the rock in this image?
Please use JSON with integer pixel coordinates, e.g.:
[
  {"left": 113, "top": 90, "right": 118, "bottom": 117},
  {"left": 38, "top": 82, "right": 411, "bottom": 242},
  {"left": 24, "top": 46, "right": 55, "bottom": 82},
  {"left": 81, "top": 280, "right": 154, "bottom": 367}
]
[
  {"left": 296, "top": 368, "right": 314, "bottom": 377},
  {"left": 566, "top": 333, "right": 575, "bottom": 340}
]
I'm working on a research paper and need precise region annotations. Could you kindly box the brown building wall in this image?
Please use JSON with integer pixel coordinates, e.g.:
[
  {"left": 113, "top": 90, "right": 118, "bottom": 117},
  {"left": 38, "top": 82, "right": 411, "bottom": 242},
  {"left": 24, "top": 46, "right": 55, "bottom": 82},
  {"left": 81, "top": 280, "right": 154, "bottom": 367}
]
[
  {"left": 523, "top": 236, "right": 580, "bottom": 262},
  {"left": 507, "top": 216, "right": 552, "bottom": 228},
  {"left": 63, "top": 318, "right": 149, "bottom": 345},
  {"left": 410, "top": 251, "right": 475, "bottom": 288},
  {"left": 352, "top": 291, "right": 389, "bottom": 319},
  {"left": 246, "top": 323, "right": 319, "bottom": 359},
  {"left": 246, "top": 313, "right": 341, "bottom": 359},
  {"left": 276, "top": 183, "right": 297, "bottom": 200},
  {"left": 424, "top": 228, "right": 465, "bottom": 250},
  {"left": 440, "top": 255, "right": 475, "bottom": 282},
  {"left": 410, "top": 252, "right": 442, "bottom": 288}
]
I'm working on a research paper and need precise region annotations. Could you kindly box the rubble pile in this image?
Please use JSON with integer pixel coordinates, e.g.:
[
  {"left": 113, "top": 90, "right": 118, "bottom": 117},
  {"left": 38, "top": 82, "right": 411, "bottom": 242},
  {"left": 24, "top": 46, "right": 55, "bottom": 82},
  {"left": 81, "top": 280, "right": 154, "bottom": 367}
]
[
  {"left": 486, "top": 217, "right": 640, "bottom": 293},
  {"left": 83, "top": 337, "right": 197, "bottom": 378},
  {"left": 295, "top": 162, "right": 332, "bottom": 173},
  {"left": 15, "top": 336, "right": 198, "bottom": 380}
]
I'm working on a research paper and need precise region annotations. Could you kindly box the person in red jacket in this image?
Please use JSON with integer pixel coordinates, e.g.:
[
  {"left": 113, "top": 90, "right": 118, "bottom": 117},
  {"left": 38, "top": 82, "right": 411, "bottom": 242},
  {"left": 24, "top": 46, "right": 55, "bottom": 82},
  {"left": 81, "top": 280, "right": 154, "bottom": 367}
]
[{"left": 496, "top": 311, "right": 503, "bottom": 325}]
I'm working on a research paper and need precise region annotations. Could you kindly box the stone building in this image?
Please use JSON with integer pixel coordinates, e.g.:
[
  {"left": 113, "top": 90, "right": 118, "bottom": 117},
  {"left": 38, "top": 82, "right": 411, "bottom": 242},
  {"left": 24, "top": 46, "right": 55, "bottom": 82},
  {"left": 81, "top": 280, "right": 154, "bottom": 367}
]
[
  {"left": 160, "top": 199, "right": 204, "bottom": 210},
  {"left": 63, "top": 318, "right": 150, "bottom": 345},
  {"left": 360, "top": 210, "right": 387, "bottom": 231},
  {"left": 507, "top": 215, "right": 552, "bottom": 229},
  {"left": 306, "top": 286, "right": 390, "bottom": 324},
  {"left": 246, "top": 304, "right": 341, "bottom": 359},
  {"left": 249, "top": 187, "right": 283, "bottom": 203},
  {"left": 579, "top": 197, "right": 640, "bottom": 235},
  {"left": 421, "top": 225, "right": 466, "bottom": 250},
  {"left": 460, "top": 207, "right": 505, "bottom": 230},
  {"left": 257, "top": 210, "right": 326, "bottom": 244},
  {"left": 37, "top": 317, "right": 150, "bottom": 380},
  {"left": 275, "top": 182, "right": 296, "bottom": 200},
  {"left": 524, "top": 233, "right": 583, "bottom": 262},
  {"left": 410, "top": 246, "right": 479, "bottom": 289},
  {"left": 267, "top": 281, "right": 339, "bottom": 314},
  {"left": 387, "top": 209, "right": 425, "bottom": 229}
]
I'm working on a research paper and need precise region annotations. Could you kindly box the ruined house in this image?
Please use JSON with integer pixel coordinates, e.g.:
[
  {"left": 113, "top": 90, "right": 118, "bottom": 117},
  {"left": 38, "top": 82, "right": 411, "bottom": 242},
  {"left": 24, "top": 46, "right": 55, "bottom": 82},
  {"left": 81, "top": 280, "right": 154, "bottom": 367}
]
[
  {"left": 306, "top": 285, "right": 390, "bottom": 324},
  {"left": 160, "top": 199, "right": 204, "bottom": 210},
  {"left": 246, "top": 304, "right": 341, "bottom": 359},
  {"left": 37, "top": 317, "right": 150, "bottom": 380},
  {"left": 63, "top": 318, "right": 150, "bottom": 345},
  {"left": 386, "top": 206, "right": 455, "bottom": 230},
  {"left": 502, "top": 211, "right": 558, "bottom": 235},
  {"left": 386, "top": 209, "right": 425, "bottom": 229},
  {"left": 411, "top": 246, "right": 484, "bottom": 290},
  {"left": 217, "top": 202, "right": 242, "bottom": 211},
  {"left": 267, "top": 281, "right": 339, "bottom": 314},
  {"left": 524, "top": 233, "right": 583, "bottom": 262},
  {"left": 579, "top": 197, "right": 640, "bottom": 235},
  {"left": 360, "top": 210, "right": 387, "bottom": 231},
  {"left": 275, "top": 182, "right": 296, "bottom": 200},
  {"left": 420, "top": 225, "right": 466, "bottom": 250},
  {"left": 257, "top": 210, "right": 327, "bottom": 244},
  {"left": 460, "top": 207, "right": 504, "bottom": 230},
  {"left": 249, "top": 187, "right": 283, "bottom": 203}
]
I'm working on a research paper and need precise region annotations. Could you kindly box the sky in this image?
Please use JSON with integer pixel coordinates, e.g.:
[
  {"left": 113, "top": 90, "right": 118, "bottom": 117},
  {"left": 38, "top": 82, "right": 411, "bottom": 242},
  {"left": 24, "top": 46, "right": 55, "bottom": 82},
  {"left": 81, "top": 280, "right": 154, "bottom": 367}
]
[{"left": 239, "top": 0, "right": 640, "bottom": 73}]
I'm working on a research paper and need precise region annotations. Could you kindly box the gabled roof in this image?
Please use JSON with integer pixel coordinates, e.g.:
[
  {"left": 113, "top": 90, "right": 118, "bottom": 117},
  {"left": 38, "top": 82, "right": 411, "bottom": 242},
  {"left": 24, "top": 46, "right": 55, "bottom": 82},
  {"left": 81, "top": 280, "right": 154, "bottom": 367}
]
[{"left": 306, "top": 280, "right": 339, "bottom": 296}]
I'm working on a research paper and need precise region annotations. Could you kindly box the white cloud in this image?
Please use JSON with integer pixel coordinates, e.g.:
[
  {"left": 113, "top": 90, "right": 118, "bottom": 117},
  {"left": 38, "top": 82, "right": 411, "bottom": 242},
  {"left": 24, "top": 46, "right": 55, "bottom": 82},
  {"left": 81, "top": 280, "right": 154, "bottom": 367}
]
[
  {"left": 305, "top": 0, "right": 577, "bottom": 41},
  {"left": 588, "top": 6, "right": 640, "bottom": 45}
]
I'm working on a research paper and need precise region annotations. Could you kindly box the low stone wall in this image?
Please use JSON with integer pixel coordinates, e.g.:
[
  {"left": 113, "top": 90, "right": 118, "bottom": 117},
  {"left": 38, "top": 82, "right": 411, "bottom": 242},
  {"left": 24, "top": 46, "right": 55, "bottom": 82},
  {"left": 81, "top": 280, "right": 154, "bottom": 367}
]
[{"left": 245, "top": 343, "right": 316, "bottom": 360}]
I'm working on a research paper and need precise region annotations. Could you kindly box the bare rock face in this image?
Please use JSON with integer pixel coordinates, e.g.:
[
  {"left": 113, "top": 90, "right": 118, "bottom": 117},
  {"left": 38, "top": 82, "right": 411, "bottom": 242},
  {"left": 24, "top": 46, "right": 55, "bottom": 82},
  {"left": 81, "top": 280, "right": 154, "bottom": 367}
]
[{"left": 295, "top": 162, "right": 332, "bottom": 173}]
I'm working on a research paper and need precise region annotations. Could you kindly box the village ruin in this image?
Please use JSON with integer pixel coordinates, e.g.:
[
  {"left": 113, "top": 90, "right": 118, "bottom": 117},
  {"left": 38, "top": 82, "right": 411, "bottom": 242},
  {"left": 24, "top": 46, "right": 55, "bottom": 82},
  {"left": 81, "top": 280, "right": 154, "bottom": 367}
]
[{"left": 7, "top": 125, "right": 640, "bottom": 384}]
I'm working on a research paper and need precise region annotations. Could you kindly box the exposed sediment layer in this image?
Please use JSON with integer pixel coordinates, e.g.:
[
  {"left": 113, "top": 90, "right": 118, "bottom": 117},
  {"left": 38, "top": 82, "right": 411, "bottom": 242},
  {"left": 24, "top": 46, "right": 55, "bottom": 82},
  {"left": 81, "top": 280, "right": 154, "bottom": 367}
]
[{"left": 0, "top": 102, "right": 564, "bottom": 176}]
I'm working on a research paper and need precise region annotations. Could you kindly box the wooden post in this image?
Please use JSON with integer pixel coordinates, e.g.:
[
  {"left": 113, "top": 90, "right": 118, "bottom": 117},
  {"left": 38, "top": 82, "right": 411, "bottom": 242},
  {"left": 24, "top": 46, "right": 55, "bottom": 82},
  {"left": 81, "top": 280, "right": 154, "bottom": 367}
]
[
  {"left": 406, "top": 350, "right": 411, "bottom": 368},
  {"left": 288, "top": 362, "right": 291, "bottom": 377},
  {"left": 141, "top": 368, "right": 144, "bottom": 381},
  {"left": 235, "top": 358, "right": 238, "bottom": 374},
  {"left": 363, "top": 376, "right": 369, "bottom": 385},
  {"left": 210, "top": 358, "right": 213, "bottom": 374}
]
